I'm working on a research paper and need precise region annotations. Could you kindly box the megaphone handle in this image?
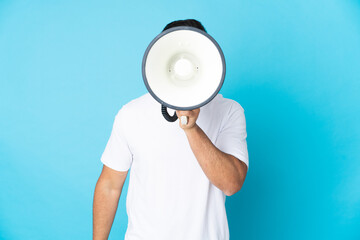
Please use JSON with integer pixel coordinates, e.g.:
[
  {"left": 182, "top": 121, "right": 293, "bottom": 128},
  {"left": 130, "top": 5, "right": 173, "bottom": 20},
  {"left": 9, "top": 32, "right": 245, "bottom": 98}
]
[{"left": 161, "top": 105, "right": 178, "bottom": 122}]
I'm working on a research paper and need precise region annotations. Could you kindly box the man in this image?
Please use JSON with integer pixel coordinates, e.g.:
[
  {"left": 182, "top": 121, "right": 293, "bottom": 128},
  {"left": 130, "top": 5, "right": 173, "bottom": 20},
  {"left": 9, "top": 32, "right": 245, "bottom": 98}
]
[{"left": 93, "top": 19, "right": 249, "bottom": 240}]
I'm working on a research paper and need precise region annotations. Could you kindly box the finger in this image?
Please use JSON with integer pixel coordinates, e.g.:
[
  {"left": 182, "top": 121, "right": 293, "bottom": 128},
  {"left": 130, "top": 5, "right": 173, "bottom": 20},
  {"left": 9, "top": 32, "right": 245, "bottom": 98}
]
[
  {"left": 177, "top": 110, "right": 191, "bottom": 117},
  {"left": 175, "top": 110, "right": 184, "bottom": 118},
  {"left": 188, "top": 109, "right": 200, "bottom": 117}
]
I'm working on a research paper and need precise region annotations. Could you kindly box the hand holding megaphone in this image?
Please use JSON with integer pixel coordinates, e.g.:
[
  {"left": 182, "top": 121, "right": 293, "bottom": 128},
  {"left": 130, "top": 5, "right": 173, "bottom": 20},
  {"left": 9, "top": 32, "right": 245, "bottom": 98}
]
[{"left": 176, "top": 109, "right": 200, "bottom": 129}]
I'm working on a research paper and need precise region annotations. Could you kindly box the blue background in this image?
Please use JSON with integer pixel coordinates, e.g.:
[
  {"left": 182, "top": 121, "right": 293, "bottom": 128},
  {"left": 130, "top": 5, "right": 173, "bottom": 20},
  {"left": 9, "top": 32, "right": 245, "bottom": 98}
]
[{"left": 1, "top": 0, "right": 359, "bottom": 239}]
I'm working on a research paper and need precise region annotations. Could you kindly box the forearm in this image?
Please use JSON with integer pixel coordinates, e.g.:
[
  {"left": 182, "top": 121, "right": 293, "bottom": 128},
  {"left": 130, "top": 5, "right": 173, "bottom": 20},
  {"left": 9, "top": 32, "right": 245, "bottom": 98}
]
[
  {"left": 184, "top": 124, "right": 244, "bottom": 196},
  {"left": 93, "top": 179, "right": 122, "bottom": 240}
]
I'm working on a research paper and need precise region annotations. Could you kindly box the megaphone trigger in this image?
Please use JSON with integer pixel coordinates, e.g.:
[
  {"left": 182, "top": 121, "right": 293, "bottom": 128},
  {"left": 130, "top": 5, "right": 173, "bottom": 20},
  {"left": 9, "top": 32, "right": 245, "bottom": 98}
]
[{"left": 180, "top": 115, "right": 188, "bottom": 126}]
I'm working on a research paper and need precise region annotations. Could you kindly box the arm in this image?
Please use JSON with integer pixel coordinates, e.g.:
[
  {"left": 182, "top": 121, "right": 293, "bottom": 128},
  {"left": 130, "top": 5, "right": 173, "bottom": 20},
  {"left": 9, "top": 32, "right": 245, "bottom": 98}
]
[
  {"left": 93, "top": 165, "right": 128, "bottom": 240},
  {"left": 176, "top": 109, "right": 248, "bottom": 196}
]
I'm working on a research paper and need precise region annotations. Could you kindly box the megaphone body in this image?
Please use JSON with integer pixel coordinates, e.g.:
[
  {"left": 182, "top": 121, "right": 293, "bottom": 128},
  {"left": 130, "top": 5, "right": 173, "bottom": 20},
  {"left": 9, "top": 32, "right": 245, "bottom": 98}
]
[{"left": 142, "top": 26, "right": 226, "bottom": 124}]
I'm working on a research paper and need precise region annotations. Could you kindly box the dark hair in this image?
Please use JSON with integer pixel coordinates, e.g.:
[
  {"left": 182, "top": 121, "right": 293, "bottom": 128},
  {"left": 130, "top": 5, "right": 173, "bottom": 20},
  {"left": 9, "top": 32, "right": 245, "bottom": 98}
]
[{"left": 162, "top": 19, "right": 207, "bottom": 33}]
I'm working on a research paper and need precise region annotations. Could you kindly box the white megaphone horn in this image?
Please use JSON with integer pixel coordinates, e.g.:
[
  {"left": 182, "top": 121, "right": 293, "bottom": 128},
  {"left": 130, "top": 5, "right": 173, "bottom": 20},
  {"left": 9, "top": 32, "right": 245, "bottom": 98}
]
[{"left": 142, "top": 26, "right": 226, "bottom": 125}]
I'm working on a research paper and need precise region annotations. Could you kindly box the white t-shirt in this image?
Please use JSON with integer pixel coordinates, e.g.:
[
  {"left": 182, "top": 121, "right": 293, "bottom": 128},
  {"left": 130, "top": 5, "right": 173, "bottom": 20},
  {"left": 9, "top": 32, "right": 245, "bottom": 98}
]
[{"left": 101, "top": 93, "right": 249, "bottom": 240}]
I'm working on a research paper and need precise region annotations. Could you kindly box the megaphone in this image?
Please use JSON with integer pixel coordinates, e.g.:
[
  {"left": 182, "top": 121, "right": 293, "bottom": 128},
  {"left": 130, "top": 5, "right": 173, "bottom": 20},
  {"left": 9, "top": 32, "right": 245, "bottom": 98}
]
[{"left": 142, "top": 26, "right": 225, "bottom": 125}]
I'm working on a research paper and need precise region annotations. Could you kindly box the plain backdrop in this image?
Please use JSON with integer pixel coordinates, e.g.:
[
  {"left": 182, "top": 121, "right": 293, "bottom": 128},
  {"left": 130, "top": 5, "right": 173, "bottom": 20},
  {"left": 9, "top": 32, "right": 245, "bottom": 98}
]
[{"left": 1, "top": 0, "right": 359, "bottom": 239}]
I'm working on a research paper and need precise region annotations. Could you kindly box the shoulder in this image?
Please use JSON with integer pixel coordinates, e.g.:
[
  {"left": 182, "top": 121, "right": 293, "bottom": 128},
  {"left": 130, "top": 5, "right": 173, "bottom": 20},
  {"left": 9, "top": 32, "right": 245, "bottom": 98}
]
[
  {"left": 199, "top": 94, "right": 245, "bottom": 129},
  {"left": 211, "top": 94, "right": 246, "bottom": 130},
  {"left": 110, "top": 93, "right": 153, "bottom": 134},
  {"left": 116, "top": 93, "right": 153, "bottom": 116},
  {"left": 121, "top": 92, "right": 151, "bottom": 110},
  {"left": 211, "top": 94, "right": 245, "bottom": 115}
]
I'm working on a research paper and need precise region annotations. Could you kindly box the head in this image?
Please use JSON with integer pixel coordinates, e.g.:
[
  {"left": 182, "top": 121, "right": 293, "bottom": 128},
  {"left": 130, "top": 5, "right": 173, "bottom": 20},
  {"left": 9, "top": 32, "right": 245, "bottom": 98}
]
[{"left": 162, "top": 19, "right": 207, "bottom": 33}]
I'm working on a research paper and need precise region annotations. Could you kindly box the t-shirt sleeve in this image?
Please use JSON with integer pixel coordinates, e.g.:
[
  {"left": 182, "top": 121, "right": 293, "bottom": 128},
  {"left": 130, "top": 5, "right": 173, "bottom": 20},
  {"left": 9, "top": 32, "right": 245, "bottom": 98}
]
[
  {"left": 100, "top": 108, "right": 133, "bottom": 171},
  {"left": 214, "top": 101, "right": 249, "bottom": 168}
]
